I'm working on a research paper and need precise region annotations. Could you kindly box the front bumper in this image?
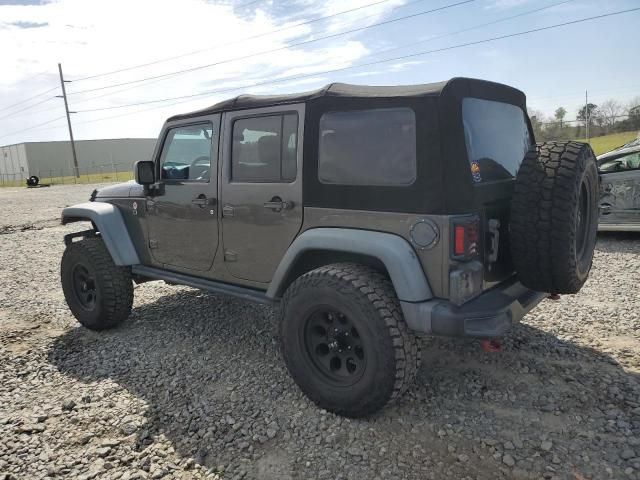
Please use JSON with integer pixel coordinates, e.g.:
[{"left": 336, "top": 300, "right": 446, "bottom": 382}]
[{"left": 400, "top": 277, "right": 547, "bottom": 338}]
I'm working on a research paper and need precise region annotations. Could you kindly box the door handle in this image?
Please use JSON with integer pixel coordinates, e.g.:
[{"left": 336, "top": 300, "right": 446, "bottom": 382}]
[
  {"left": 263, "top": 196, "right": 294, "bottom": 212},
  {"left": 222, "top": 204, "right": 235, "bottom": 217},
  {"left": 192, "top": 195, "right": 215, "bottom": 207}
]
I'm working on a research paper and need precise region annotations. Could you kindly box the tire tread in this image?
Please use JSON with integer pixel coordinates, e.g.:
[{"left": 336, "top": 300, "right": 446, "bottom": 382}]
[{"left": 280, "top": 263, "right": 420, "bottom": 417}]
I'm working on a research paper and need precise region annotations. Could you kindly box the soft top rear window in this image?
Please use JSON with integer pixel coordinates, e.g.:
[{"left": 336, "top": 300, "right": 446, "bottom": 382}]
[{"left": 462, "top": 98, "right": 531, "bottom": 183}]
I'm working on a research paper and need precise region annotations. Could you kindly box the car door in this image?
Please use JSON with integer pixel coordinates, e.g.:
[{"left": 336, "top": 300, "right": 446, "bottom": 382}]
[
  {"left": 599, "top": 150, "right": 640, "bottom": 226},
  {"left": 146, "top": 117, "right": 220, "bottom": 271},
  {"left": 220, "top": 105, "right": 304, "bottom": 283}
]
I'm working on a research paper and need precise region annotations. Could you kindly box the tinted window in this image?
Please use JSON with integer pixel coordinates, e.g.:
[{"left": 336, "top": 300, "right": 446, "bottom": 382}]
[
  {"left": 231, "top": 113, "right": 298, "bottom": 182},
  {"left": 160, "top": 124, "right": 213, "bottom": 182},
  {"left": 462, "top": 98, "right": 531, "bottom": 183},
  {"left": 318, "top": 108, "right": 416, "bottom": 186},
  {"left": 599, "top": 151, "right": 640, "bottom": 173}
]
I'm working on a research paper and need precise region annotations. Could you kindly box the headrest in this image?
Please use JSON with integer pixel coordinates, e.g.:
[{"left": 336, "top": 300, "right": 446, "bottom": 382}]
[{"left": 258, "top": 135, "right": 280, "bottom": 162}]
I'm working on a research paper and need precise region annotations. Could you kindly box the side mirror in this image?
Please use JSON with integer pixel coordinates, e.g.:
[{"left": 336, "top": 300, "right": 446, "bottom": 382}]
[{"left": 135, "top": 160, "right": 155, "bottom": 185}]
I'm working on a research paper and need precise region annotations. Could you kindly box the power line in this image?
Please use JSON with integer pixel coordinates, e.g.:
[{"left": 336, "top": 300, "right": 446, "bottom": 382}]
[
  {"left": 20, "top": 69, "right": 55, "bottom": 83},
  {"left": 529, "top": 83, "right": 640, "bottom": 102},
  {"left": 74, "top": 7, "right": 640, "bottom": 115},
  {"left": 0, "top": 116, "right": 66, "bottom": 141},
  {"left": 0, "top": 85, "right": 59, "bottom": 113},
  {"left": 377, "top": 0, "right": 576, "bottom": 57},
  {"left": 74, "top": 97, "right": 199, "bottom": 127},
  {"left": 67, "top": 0, "right": 431, "bottom": 104},
  {"left": 234, "top": 0, "right": 262, "bottom": 8},
  {"left": 0, "top": 96, "right": 57, "bottom": 122},
  {"left": 70, "top": 0, "right": 401, "bottom": 82},
  {"left": 67, "top": 0, "right": 573, "bottom": 107},
  {"left": 67, "top": 0, "right": 472, "bottom": 96}
]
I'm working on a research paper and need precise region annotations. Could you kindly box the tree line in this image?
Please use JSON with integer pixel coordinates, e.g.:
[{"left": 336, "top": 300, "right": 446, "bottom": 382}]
[{"left": 528, "top": 96, "right": 640, "bottom": 141}]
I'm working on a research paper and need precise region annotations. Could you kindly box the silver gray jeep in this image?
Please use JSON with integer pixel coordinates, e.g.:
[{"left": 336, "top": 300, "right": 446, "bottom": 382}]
[{"left": 60, "top": 77, "right": 599, "bottom": 417}]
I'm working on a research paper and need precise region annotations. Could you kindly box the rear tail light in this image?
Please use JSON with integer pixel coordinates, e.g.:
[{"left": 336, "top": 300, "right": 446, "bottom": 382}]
[{"left": 451, "top": 216, "right": 480, "bottom": 260}]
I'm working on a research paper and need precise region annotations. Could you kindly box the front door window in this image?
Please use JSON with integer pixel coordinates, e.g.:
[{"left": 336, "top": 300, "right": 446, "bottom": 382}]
[{"left": 160, "top": 125, "right": 213, "bottom": 182}]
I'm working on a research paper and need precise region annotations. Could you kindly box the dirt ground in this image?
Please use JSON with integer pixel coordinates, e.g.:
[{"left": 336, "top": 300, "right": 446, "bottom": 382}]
[{"left": 1, "top": 183, "right": 639, "bottom": 480}]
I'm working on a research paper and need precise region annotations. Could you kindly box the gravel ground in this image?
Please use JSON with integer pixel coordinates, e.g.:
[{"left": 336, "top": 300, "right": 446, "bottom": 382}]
[{"left": 1, "top": 183, "right": 639, "bottom": 480}]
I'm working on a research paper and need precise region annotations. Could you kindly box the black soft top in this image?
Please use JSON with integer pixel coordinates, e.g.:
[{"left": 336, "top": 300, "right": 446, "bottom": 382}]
[
  {"left": 166, "top": 77, "right": 530, "bottom": 215},
  {"left": 167, "top": 77, "right": 525, "bottom": 121}
]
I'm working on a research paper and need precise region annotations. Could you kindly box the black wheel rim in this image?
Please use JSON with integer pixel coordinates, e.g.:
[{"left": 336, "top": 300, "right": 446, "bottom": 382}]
[
  {"left": 576, "top": 180, "right": 590, "bottom": 260},
  {"left": 71, "top": 264, "right": 97, "bottom": 310},
  {"left": 303, "top": 307, "right": 366, "bottom": 386}
]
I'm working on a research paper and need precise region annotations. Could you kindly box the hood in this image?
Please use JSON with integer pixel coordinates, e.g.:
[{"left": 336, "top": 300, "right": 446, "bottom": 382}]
[{"left": 92, "top": 180, "right": 142, "bottom": 199}]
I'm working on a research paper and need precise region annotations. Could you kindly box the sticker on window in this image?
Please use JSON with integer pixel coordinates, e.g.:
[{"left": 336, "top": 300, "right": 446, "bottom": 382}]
[{"left": 470, "top": 161, "right": 482, "bottom": 183}]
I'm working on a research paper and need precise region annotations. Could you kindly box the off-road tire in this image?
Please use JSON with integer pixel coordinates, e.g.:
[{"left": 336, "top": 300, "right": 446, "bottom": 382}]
[
  {"left": 280, "top": 263, "right": 420, "bottom": 417},
  {"left": 510, "top": 141, "right": 599, "bottom": 293},
  {"left": 61, "top": 237, "right": 133, "bottom": 330}
]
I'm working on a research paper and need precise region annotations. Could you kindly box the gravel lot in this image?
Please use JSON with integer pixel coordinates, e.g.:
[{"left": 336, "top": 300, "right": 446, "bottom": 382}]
[{"left": 1, "top": 183, "right": 639, "bottom": 480}]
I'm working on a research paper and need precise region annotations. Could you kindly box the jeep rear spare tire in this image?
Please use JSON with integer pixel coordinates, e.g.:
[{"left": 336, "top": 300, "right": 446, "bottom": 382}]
[
  {"left": 510, "top": 141, "right": 599, "bottom": 294},
  {"left": 280, "top": 263, "right": 420, "bottom": 417}
]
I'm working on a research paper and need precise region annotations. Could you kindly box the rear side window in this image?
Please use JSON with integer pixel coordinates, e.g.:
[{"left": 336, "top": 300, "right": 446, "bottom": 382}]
[
  {"left": 231, "top": 113, "right": 298, "bottom": 183},
  {"left": 462, "top": 98, "right": 531, "bottom": 183},
  {"left": 318, "top": 108, "right": 416, "bottom": 186}
]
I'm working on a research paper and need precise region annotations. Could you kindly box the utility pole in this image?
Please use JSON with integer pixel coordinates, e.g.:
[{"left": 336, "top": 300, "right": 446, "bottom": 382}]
[
  {"left": 57, "top": 63, "right": 79, "bottom": 178},
  {"left": 585, "top": 90, "right": 590, "bottom": 143}
]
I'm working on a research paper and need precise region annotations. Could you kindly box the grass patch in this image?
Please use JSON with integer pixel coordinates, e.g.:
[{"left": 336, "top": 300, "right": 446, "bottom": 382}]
[
  {"left": 577, "top": 131, "right": 638, "bottom": 156},
  {"left": 0, "top": 170, "right": 134, "bottom": 188}
]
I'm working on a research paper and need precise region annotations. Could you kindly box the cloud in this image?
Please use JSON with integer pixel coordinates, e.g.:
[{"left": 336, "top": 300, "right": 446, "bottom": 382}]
[{"left": 0, "top": 0, "right": 403, "bottom": 144}]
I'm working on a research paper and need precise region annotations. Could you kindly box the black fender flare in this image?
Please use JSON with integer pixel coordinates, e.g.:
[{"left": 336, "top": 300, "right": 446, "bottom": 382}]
[
  {"left": 267, "top": 228, "right": 433, "bottom": 302},
  {"left": 61, "top": 202, "right": 140, "bottom": 266}
]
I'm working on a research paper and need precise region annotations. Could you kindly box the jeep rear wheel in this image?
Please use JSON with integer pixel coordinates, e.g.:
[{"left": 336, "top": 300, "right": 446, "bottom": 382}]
[
  {"left": 280, "top": 263, "right": 420, "bottom": 417},
  {"left": 61, "top": 237, "right": 133, "bottom": 330},
  {"left": 510, "top": 141, "right": 599, "bottom": 294}
]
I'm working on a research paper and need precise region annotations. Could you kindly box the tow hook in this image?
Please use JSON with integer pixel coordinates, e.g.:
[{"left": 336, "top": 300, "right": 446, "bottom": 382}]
[
  {"left": 480, "top": 340, "right": 502, "bottom": 353},
  {"left": 548, "top": 294, "right": 561, "bottom": 301}
]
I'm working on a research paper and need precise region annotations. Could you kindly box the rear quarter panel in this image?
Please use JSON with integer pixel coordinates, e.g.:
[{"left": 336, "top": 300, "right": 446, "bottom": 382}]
[{"left": 301, "top": 207, "right": 448, "bottom": 298}]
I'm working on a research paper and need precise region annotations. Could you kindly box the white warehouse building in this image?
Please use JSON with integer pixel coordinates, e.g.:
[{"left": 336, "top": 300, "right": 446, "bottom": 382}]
[{"left": 0, "top": 138, "right": 157, "bottom": 184}]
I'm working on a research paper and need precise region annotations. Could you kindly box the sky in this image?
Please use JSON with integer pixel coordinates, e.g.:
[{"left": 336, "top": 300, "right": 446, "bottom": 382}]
[{"left": 0, "top": 0, "right": 639, "bottom": 146}]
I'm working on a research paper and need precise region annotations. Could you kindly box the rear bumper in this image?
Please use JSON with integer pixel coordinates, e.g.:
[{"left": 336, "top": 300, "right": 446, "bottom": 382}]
[{"left": 400, "top": 277, "right": 547, "bottom": 338}]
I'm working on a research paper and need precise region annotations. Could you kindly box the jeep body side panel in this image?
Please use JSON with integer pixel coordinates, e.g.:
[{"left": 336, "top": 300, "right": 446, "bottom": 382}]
[
  {"left": 267, "top": 228, "right": 432, "bottom": 302},
  {"left": 300, "top": 207, "right": 448, "bottom": 298},
  {"left": 598, "top": 148, "right": 640, "bottom": 231},
  {"left": 144, "top": 115, "right": 221, "bottom": 272},
  {"left": 61, "top": 202, "right": 140, "bottom": 266},
  {"left": 219, "top": 104, "right": 305, "bottom": 284}
]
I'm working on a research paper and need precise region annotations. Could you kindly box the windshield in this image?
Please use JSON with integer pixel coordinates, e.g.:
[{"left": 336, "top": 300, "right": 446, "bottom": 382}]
[
  {"left": 599, "top": 150, "right": 640, "bottom": 173},
  {"left": 462, "top": 98, "right": 531, "bottom": 183}
]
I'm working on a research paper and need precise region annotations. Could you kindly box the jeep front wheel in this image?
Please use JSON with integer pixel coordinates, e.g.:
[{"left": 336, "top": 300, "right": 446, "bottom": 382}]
[
  {"left": 61, "top": 237, "right": 133, "bottom": 330},
  {"left": 280, "top": 263, "right": 420, "bottom": 417}
]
